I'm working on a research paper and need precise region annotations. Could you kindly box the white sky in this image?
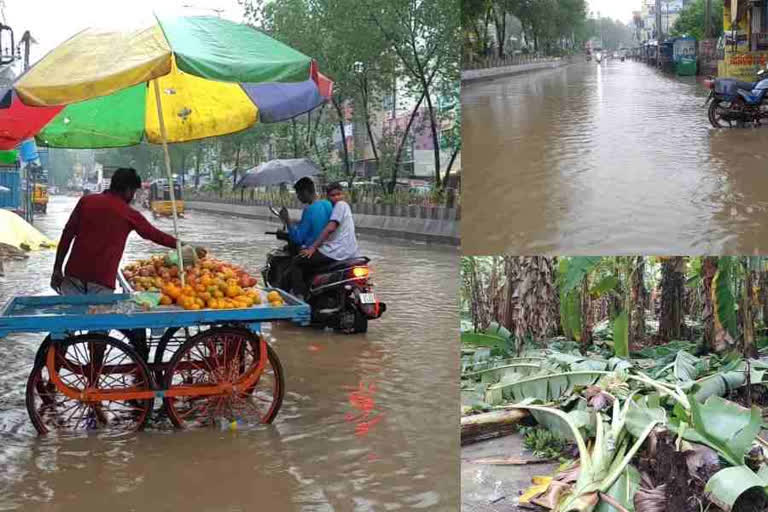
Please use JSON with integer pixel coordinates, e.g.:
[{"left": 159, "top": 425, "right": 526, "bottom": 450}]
[
  {"left": 3, "top": 0, "right": 246, "bottom": 66},
  {"left": 588, "top": 0, "right": 638, "bottom": 24}
]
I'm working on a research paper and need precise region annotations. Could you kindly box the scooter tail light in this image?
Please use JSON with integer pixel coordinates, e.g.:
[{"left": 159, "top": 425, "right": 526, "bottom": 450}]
[{"left": 351, "top": 266, "right": 370, "bottom": 279}]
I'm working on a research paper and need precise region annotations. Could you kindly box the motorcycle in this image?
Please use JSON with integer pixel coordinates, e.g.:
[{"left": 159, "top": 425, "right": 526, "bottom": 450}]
[
  {"left": 262, "top": 206, "right": 386, "bottom": 334},
  {"left": 704, "top": 68, "right": 768, "bottom": 128}
]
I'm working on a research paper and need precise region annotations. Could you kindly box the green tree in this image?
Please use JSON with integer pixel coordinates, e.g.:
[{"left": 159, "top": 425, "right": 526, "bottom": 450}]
[{"left": 671, "top": 0, "right": 724, "bottom": 41}]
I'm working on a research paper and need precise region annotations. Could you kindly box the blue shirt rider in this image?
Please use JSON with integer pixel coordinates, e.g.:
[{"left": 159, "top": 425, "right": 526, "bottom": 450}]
[{"left": 279, "top": 177, "right": 332, "bottom": 247}]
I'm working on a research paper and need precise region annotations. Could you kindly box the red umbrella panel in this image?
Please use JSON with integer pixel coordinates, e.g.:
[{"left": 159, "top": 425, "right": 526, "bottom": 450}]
[{"left": 0, "top": 90, "right": 63, "bottom": 150}]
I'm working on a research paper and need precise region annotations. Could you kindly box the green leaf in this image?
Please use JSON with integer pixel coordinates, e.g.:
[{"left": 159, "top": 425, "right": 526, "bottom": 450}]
[
  {"left": 562, "top": 257, "right": 603, "bottom": 294},
  {"left": 596, "top": 464, "right": 641, "bottom": 512},
  {"left": 704, "top": 465, "right": 768, "bottom": 511},
  {"left": 713, "top": 257, "right": 738, "bottom": 339},
  {"left": 625, "top": 406, "right": 667, "bottom": 439},
  {"left": 486, "top": 371, "right": 608, "bottom": 405},
  {"left": 613, "top": 311, "right": 628, "bottom": 359},
  {"left": 561, "top": 290, "right": 583, "bottom": 342},
  {"left": 673, "top": 351, "right": 701, "bottom": 382},
  {"left": 693, "top": 364, "right": 765, "bottom": 402},
  {"left": 460, "top": 331, "right": 506, "bottom": 346},
  {"left": 689, "top": 395, "right": 762, "bottom": 466},
  {"left": 591, "top": 275, "right": 619, "bottom": 297}
]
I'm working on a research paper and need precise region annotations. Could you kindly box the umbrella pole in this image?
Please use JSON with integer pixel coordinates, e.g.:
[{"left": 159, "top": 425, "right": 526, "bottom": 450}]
[{"left": 152, "top": 79, "right": 186, "bottom": 288}]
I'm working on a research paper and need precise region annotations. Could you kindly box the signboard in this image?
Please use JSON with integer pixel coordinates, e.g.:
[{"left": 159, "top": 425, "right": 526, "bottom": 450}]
[
  {"left": 673, "top": 39, "right": 696, "bottom": 61},
  {"left": 718, "top": 51, "right": 768, "bottom": 80}
]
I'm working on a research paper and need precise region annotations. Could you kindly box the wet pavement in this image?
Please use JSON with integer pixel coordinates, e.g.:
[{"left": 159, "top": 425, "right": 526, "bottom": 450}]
[
  {"left": 462, "top": 59, "right": 768, "bottom": 254},
  {"left": 0, "top": 196, "right": 459, "bottom": 511},
  {"left": 462, "top": 434, "right": 558, "bottom": 512}
]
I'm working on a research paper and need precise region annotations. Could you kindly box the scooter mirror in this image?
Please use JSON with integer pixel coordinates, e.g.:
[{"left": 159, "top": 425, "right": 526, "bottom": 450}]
[{"left": 269, "top": 206, "right": 281, "bottom": 217}]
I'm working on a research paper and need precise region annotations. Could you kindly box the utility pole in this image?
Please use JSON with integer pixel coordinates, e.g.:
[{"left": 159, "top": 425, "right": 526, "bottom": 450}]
[
  {"left": 656, "top": 0, "right": 662, "bottom": 66},
  {"left": 705, "top": 0, "right": 712, "bottom": 38},
  {"left": 20, "top": 30, "right": 30, "bottom": 70}
]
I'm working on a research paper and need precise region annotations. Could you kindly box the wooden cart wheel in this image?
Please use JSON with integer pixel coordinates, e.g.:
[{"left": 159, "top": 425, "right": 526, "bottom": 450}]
[
  {"left": 25, "top": 333, "right": 155, "bottom": 435},
  {"left": 163, "top": 327, "right": 284, "bottom": 429}
]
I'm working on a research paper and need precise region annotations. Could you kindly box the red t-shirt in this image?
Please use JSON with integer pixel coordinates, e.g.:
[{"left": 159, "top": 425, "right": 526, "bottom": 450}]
[{"left": 62, "top": 192, "right": 177, "bottom": 289}]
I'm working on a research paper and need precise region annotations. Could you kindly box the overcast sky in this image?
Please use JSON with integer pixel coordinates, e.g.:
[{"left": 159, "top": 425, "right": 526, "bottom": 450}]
[
  {"left": 588, "top": 0, "right": 638, "bottom": 24},
  {"left": 3, "top": 0, "right": 247, "bottom": 66}
]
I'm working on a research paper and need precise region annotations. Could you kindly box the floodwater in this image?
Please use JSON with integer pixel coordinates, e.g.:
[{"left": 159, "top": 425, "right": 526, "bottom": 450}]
[
  {"left": 462, "top": 59, "right": 768, "bottom": 254},
  {"left": 0, "top": 196, "right": 458, "bottom": 511}
]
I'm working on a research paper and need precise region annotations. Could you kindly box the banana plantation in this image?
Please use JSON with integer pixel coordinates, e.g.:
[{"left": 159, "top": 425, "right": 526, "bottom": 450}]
[{"left": 461, "top": 256, "right": 768, "bottom": 512}]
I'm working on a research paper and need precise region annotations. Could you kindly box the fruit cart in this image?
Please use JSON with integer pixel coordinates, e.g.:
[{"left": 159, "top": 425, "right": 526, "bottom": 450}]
[{"left": 0, "top": 285, "right": 310, "bottom": 435}]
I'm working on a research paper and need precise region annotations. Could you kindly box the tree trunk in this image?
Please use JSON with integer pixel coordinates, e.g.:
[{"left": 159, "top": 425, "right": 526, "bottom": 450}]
[
  {"left": 461, "top": 409, "right": 529, "bottom": 445},
  {"left": 760, "top": 268, "right": 768, "bottom": 330},
  {"left": 659, "top": 257, "right": 685, "bottom": 341},
  {"left": 743, "top": 260, "right": 757, "bottom": 358},
  {"left": 421, "top": 86, "right": 442, "bottom": 189},
  {"left": 701, "top": 257, "right": 718, "bottom": 351},
  {"left": 390, "top": 91, "right": 426, "bottom": 194},
  {"left": 194, "top": 145, "right": 202, "bottom": 188},
  {"left": 630, "top": 256, "right": 647, "bottom": 346},
  {"left": 332, "top": 97, "right": 351, "bottom": 176},
  {"left": 580, "top": 275, "right": 592, "bottom": 353}
]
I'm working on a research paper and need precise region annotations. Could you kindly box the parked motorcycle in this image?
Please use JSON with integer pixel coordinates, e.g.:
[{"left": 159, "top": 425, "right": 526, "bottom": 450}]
[
  {"left": 704, "top": 68, "right": 768, "bottom": 128},
  {"left": 262, "top": 207, "right": 385, "bottom": 333}
]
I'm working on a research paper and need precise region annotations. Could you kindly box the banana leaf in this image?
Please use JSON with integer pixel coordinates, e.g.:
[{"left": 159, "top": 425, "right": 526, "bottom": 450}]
[
  {"left": 704, "top": 465, "right": 768, "bottom": 512},
  {"left": 591, "top": 275, "right": 619, "bottom": 297},
  {"left": 562, "top": 257, "right": 603, "bottom": 294},
  {"left": 595, "top": 464, "right": 641, "bottom": 512},
  {"left": 689, "top": 395, "right": 762, "bottom": 467},
  {"left": 673, "top": 351, "right": 701, "bottom": 382},
  {"left": 613, "top": 312, "right": 628, "bottom": 359},
  {"left": 713, "top": 257, "right": 738, "bottom": 339},
  {"left": 692, "top": 365, "right": 765, "bottom": 402},
  {"left": 624, "top": 406, "right": 667, "bottom": 439},
  {"left": 561, "top": 290, "right": 583, "bottom": 342},
  {"left": 486, "top": 371, "right": 609, "bottom": 405}
]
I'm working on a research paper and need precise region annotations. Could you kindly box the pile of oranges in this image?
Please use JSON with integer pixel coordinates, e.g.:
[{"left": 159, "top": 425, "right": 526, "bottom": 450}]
[{"left": 122, "top": 255, "right": 285, "bottom": 310}]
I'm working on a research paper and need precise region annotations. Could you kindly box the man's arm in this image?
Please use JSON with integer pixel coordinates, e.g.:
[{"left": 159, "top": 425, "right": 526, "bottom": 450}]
[
  {"left": 301, "top": 220, "right": 339, "bottom": 257},
  {"left": 288, "top": 208, "right": 312, "bottom": 246},
  {"left": 51, "top": 199, "right": 83, "bottom": 292},
  {"left": 129, "top": 209, "right": 178, "bottom": 249}
]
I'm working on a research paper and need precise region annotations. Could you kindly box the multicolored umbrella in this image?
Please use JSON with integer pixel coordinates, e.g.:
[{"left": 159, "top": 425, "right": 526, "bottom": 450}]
[
  {"left": 1, "top": 14, "right": 333, "bottom": 149},
  {"left": 1, "top": 14, "right": 333, "bottom": 283}
]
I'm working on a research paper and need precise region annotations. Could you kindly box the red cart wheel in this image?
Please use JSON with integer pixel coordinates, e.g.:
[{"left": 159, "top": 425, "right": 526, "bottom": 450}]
[
  {"left": 25, "top": 334, "right": 154, "bottom": 435},
  {"left": 152, "top": 325, "right": 211, "bottom": 384},
  {"left": 163, "top": 327, "right": 284, "bottom": 429}
]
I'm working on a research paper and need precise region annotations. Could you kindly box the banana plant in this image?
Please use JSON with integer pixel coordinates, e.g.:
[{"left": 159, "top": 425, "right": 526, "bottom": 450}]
[{"left": 510, "top": 397, "right": 664, "bottom": 512}]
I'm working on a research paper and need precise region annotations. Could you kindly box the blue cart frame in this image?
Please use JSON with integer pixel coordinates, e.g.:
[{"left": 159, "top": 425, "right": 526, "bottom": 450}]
[{"left": 0, "top": 287, "right": 310, "bottom": 434}]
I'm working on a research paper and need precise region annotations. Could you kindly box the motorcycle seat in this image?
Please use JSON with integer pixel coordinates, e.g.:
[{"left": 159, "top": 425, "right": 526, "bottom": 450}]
[
  {"left": 316, "top": 257, "right": 370, "bottom": 273},
  {"left": 715, "top": 79, "right": 757, "bottom": 95}
]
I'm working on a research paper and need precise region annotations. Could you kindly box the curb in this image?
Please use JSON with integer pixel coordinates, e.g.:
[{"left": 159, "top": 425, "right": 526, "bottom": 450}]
[
  {"left": 462, "top": 59, "right": 569, "bottom": 84},
  {"left": 185, "top": 201, "right": 460, "bottom": 246}
]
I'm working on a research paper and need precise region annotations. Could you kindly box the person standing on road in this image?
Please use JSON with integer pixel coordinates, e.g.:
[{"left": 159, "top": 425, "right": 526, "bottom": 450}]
[{"left": 50, "top": 167, "right": 203, "bottom": 296}]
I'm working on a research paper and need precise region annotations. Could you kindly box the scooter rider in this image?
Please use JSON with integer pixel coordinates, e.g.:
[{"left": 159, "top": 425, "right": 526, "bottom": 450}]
[
  {"left": 278, "top": 177, "right": 332, "bottom": 249},
  {"left": 291, "top": 182, "right": 359, "bottom": 297}
]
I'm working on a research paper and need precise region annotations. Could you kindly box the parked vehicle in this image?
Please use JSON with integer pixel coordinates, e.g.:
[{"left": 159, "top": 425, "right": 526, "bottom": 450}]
[
  {"left": 704, "top": 68, "right": 768, "bottom": 128},
  {"left": 262, "top": 207, "right": 385, "bottom": 333}
]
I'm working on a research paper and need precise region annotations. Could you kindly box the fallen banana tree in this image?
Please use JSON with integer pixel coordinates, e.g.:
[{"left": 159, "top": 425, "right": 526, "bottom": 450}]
[{"left": 461, "top": 343, "right": 768, "bottom": 511}]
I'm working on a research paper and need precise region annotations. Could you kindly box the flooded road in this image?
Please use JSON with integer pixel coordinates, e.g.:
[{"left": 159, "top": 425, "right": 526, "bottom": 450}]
[
  {"left": 463, "top": 59, "right": 768, "bottom": 254},
  {"left": 0, "top": 196, "right": 458, "bottom": 511}
]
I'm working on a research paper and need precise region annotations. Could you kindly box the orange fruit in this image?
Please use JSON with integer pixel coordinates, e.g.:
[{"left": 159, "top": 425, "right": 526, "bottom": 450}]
[
  {"left": 225, "top": 285, "right": 239, "bottom": 298},
  {"left": 267, "top": 291, "right": 281, "bottom": 302},
  {"left": 213, "top": 290, "right": 224, "bottom": 299},
  {"left": 190, "top": 304, "right": 201, "bottom": 310},
  {"left": 160, "top": 295, "right": 172, "bottom": 306}
]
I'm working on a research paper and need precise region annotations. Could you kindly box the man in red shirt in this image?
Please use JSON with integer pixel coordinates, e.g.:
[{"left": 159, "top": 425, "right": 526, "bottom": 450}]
[{"left": 50, "top": 168, "right": 196, "bottom": 294}]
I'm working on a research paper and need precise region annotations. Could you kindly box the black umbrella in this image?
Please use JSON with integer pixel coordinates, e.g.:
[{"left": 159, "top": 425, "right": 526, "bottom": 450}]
[{"left": 235, "top": 158, "right": 321, "bottom": 188}]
